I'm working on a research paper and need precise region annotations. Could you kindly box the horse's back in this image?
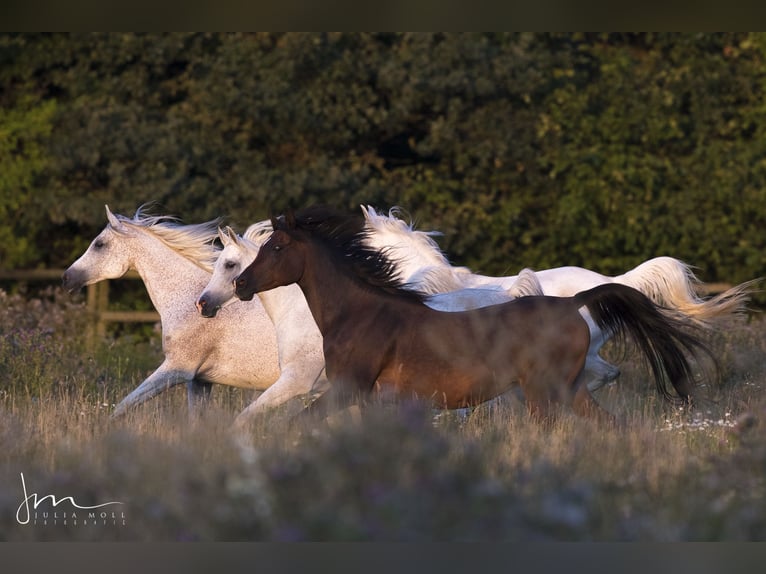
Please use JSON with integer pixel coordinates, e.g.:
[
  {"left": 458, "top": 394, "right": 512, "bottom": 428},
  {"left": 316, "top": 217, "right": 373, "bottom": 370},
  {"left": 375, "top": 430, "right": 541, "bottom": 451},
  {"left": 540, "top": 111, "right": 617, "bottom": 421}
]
[{"left": 534, "top": 267, "right": 613, "bottom": 297}]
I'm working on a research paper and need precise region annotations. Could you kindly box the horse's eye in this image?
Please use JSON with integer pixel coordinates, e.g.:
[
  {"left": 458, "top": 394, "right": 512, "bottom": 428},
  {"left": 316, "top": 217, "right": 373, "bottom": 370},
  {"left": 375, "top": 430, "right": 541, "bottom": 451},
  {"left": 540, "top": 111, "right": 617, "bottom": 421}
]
[
  {"left": 273, "top": 245, "right": 281, "bottom": 252},
  {"left": 93, "top": 240, "right": 105, "bottom": 249},
  {"left": 224, "top": 261, "right": 236, "bottom": 270}
]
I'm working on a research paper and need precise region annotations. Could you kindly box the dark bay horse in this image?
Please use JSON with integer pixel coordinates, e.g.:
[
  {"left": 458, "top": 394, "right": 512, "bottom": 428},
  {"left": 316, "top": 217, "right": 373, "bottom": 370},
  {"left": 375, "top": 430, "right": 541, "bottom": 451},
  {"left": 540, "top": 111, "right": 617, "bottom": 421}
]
[{"left": 233, "top": 206, "right": 713, "bottom": 422}]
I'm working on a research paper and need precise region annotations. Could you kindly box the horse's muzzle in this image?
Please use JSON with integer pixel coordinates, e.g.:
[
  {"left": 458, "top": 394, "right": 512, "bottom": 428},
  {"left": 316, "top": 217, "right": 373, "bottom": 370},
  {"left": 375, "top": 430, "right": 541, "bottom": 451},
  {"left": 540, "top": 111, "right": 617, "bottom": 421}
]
[
  {"left": 61, "top": 269, "right": 85, "bottom": 294},
  {"left": 233, "top": 277, "right": 255, "bottom": 301},
  {"left": 196, "top": 294, "right": 220, "bottom": 318}
]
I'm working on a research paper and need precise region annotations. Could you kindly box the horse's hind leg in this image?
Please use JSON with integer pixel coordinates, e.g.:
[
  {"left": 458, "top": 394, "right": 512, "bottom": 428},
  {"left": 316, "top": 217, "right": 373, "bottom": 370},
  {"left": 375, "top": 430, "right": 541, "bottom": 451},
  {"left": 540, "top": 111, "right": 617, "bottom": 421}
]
[
  {"left": 584, "top": 355, "right": 621, "bottom": 393},
  {"left": 572, "top": 378, "right": 618, "bottom": 426},
  {"left": 524, "top": 397, "right": 556, "bottom": 426},
  {"left": 521, "top": 375, "right": 564, "bottom": 426}
]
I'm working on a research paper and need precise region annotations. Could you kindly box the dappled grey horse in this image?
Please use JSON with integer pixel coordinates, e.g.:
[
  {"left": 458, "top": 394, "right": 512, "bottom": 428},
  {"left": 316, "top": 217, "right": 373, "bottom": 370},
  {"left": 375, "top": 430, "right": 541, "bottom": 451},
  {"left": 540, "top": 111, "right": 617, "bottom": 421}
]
[{"left": 62, "top": 206, "right": 292, "bottom": 417}]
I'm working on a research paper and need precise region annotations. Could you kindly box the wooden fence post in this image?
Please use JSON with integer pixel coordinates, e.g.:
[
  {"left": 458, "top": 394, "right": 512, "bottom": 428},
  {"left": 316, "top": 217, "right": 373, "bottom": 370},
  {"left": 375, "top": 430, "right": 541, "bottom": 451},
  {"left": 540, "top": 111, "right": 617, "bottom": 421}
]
[
  {"left": 97, "top": 280, "right": 109, "bottom": 339},
  {"left": 86, "top": 282, "right": 98, "bottom": 350}
]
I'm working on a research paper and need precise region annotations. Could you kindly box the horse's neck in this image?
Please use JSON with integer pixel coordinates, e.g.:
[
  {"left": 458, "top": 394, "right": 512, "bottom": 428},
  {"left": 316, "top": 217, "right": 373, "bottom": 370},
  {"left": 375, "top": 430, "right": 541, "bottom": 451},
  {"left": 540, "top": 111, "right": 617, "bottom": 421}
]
[
  {"left": 130, "top": 234, "right": 209, "bottom": 321},
  {"left": 255, "top": 284, "right": 298, "bottom": 324},
  {"left": 296, "top": 251, "right": 385, "bottom": 336}
]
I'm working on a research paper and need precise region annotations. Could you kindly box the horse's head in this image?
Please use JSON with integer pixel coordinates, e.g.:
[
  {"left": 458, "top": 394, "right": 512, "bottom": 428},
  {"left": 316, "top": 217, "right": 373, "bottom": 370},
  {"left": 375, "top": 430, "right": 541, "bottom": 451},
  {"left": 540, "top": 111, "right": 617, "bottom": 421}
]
[
  {"left": 197, "top": 227, "right": 258, "bottom": 317},
  {"left": 62, "top": 205, "right": 135, "bottom": 293},
  {"left": 234, "top": 227, "right": 305, "bottom": 301}
]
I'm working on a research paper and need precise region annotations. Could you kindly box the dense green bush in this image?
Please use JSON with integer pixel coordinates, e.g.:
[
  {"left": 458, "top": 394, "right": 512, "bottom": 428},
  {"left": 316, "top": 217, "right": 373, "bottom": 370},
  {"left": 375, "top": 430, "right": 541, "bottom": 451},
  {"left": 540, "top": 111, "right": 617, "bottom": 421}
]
[{"left": 1, "top": 33, "right": 764, "bottom": 292}]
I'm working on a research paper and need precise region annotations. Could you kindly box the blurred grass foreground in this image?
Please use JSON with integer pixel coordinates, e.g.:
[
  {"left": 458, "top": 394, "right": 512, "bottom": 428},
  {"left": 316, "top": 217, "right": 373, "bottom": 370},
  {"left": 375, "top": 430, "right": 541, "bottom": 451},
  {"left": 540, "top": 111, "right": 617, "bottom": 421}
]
[{"left": 1, "top": 286, "right": 766, "bottom": 541}]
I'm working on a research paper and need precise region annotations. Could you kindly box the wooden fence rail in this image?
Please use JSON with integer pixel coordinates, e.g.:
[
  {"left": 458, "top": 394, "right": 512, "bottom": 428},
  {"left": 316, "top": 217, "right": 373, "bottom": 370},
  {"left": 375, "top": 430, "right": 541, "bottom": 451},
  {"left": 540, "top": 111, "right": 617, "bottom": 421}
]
[{"left": 0, "top": 268, "right": 160, "bottom": 347}]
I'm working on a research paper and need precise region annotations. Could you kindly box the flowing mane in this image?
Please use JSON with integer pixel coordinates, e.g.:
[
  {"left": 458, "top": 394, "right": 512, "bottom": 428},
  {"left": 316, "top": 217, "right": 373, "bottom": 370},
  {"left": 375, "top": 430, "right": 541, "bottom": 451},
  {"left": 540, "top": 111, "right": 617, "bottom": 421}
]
[
  {"left": 216, "top": 220, "right": 272, "bottom": 256},
  {"left": 113, "top": 206, "right": 222, "bottom": 271},
  {"left": 242, "top": 220, "right": 274, "bottom": 245},
  {"left": 278, "top": 206, "right": 428, "bottom": 302},
  {"left": 403, "top": 265, "right": 480, "bottom": 294},
  {"left": 360, "top": 205, "right": 451, "bottom": 267},
  {"left": 360, "top": 205, "right": 488, "bottom": 294}
]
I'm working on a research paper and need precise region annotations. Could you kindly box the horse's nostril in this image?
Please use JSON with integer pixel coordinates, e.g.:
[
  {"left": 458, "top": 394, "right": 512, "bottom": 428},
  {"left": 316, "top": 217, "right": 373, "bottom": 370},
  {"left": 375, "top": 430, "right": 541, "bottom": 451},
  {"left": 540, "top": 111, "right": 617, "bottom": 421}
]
[{"left": 61, "top": 270, "right": 78, "bottom": 292}]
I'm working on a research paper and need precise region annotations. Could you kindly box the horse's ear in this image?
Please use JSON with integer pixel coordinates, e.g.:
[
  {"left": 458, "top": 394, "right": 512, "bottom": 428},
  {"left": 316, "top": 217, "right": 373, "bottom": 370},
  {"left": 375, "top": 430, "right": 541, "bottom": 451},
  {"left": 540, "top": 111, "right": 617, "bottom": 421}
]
[
  {"left": 271, "top": 211, "right": 294, "bottom": 231},
  {"left": 217, "top": 226, "right": 229, "bottom": 245},
  {"left": 360, "top": 204, "right": 379, "bottom": 221},
  {"left": 225, "top": 226, "right": 241, "bottom": 246},
  {"left": 105, "top": 205, "right": 126, "bottom": 232}
]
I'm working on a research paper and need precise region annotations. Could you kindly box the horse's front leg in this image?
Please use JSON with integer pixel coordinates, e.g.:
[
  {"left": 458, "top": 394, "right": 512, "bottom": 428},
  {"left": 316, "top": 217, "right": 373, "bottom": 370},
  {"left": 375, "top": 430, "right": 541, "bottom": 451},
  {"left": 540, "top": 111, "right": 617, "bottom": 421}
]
[
  {"left": 187, "top": 378, "right": 213, "bottom": 417},
  {"left": 232, "top": 365, "right": 327, "bottom": 431},
  {"left": 111, "top": 360, "right": 194, "bottom": 418},
  {"left": 296, "top": 363, "right": 377, "bottom": 425}
]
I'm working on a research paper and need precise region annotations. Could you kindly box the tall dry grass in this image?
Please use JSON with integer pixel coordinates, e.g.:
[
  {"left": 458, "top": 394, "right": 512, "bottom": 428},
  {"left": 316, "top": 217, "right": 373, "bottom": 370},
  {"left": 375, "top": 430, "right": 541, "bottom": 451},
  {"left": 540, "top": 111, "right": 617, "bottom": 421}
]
[{"left": 1, "top": 288, "right": 765, "bottom": 540}]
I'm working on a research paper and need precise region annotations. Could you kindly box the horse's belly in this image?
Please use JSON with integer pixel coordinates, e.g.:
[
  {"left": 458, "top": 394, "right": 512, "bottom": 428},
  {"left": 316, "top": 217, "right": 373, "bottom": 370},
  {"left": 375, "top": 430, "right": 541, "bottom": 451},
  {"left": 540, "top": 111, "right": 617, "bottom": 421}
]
[
  {"left": 377, "top": 363, "right": 515, "bottom": 409},
  {"left": 197, "top": 346, "right": 281, "bottom": 390},
  {"left": 196, "top": 366, "right": 276, "bottom": 390}
]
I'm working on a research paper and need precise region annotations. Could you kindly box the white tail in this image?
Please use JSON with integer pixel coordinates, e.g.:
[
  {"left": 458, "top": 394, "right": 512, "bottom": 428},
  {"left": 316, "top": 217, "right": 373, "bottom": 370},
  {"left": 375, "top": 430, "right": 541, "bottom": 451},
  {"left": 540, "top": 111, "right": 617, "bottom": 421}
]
[{"left": 614, "top": 256, "right": 757, "bottom": 323}]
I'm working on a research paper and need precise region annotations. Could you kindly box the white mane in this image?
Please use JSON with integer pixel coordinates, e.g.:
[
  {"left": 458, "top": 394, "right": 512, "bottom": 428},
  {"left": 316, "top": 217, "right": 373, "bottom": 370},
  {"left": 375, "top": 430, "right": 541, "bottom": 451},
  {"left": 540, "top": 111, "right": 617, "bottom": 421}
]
[
  {"left": 215, "top": 222, "right": 270, "bottom": 256},
  {"left": 242, "top": 220, "right": 273, "bottom": 245},
  {"left": 361, "top": 205, "right": 451, "bottom": 268},
  {"left": 403, "top": 265, "right": 477, "bottom": 295},
  {"left": 113, "top": 207, "right": 222, "bottom": 271},
  {"left": 361, "top": 205, "right": 488, "bottom": 294}
]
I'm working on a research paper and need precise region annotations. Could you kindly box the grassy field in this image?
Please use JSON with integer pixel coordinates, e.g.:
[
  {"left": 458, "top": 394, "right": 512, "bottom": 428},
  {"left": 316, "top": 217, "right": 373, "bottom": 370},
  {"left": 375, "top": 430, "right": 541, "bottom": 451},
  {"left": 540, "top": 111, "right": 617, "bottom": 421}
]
[{"left": 1, "top": 287, "right": 766, "bottom": 541}]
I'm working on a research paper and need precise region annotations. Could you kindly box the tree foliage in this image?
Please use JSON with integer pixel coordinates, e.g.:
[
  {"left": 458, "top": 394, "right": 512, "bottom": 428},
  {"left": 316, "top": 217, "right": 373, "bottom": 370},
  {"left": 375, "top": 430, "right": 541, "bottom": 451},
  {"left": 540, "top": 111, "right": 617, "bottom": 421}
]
[
  {"left": 0, "top": 95, "right": 56, "bottom": 266},
  {"left": 1, "top": 33, "right": 764, "bottom": 289}
]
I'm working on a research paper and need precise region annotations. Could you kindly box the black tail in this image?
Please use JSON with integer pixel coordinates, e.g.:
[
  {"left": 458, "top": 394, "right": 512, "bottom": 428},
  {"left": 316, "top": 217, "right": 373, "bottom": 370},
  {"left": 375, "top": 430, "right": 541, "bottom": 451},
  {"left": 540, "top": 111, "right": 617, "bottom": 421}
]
[{"left": 574, "top": 283, "right": 715, "bottom": 405}]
